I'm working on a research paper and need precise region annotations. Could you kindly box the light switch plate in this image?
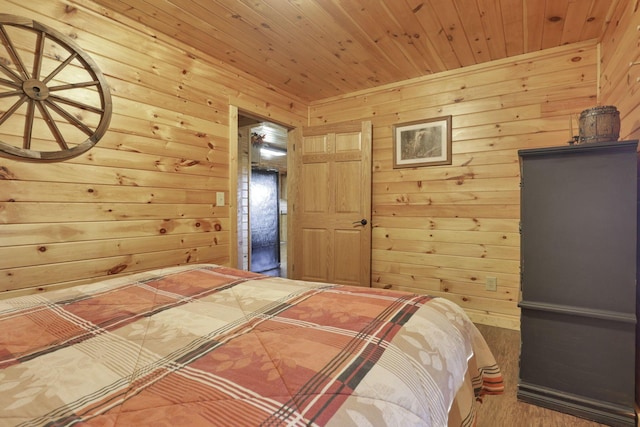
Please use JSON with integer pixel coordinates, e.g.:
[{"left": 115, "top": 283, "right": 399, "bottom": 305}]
[
  {"left": 485, "top": 276, "right": 497, "bottom": 291},
  {"left": 216, "top": 192, "right": 225, "bottom": 206}
]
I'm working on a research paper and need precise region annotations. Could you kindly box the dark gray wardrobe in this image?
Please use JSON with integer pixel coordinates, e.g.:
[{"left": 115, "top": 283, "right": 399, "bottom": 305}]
[{"left": 518, "top": 140, "right": 638, "bottom": 427}]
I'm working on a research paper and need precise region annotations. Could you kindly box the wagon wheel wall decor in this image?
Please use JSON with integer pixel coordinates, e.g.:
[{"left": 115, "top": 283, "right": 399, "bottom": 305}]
[{"left": 0, "top": 14, "right": 112, "bottom": 161}]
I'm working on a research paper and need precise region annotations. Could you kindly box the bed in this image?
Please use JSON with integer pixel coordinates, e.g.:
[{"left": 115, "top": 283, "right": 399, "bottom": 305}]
[{"left": 0, "top": 264, "right": 503, "bottom": 426}]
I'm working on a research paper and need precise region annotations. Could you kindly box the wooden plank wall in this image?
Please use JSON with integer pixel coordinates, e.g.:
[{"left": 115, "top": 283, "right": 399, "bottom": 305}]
[
  {"left": 309, "top": 41, "right": 600, "bottom": 330},
  {"left": 600, "top": 0, "right": 640, "bottom": 139},
  {"left": 0, "top": 0, "right": 306, "bottom": 297}
]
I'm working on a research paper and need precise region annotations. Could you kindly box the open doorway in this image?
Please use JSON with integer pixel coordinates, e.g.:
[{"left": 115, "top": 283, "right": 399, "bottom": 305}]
[{"left": 237, "top": 114, "right": 288, "bottom": 277}]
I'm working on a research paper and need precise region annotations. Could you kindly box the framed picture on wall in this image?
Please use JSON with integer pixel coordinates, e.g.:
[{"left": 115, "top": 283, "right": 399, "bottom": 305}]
[{"left": 393, "top": 115, "right": 452, "bottom": 168}]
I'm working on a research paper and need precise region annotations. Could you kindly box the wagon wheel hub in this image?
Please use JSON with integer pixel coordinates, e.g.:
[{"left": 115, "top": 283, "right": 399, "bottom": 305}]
[{"left": 22, "top": 79, "right": 50, "bottom": 101}]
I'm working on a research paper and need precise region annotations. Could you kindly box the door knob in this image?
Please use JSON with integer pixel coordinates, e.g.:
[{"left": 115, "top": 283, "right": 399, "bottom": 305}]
[{"left": 353, "top": 219, "right": 367, "bottom": 226}]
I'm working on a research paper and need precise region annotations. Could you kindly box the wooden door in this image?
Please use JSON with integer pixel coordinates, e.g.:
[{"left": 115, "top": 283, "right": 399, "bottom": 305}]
[{"left": 289, "top": 121, "right": 372, "bottom": 287}]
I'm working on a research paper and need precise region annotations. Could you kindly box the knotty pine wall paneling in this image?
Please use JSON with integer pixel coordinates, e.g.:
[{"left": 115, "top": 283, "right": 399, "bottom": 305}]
[
  {"left": 600, "top": 0, "right": 640, "bottom": 140},
  {"left": 310, "top": 41, "right": 599, "bottom": 330},
  {"left": 0, "top": 0, "right": 306, "bottom": 297}
]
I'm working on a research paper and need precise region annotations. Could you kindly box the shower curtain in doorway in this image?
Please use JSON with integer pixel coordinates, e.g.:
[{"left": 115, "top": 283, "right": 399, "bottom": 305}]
[{"left": 250, "top": 169, "right": 280, "bottom": 273}]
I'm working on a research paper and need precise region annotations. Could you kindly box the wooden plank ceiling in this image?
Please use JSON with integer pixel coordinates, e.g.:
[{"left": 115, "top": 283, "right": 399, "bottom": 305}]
[{"left": 91, "top": 0, "right": 624, "bottom": 102}]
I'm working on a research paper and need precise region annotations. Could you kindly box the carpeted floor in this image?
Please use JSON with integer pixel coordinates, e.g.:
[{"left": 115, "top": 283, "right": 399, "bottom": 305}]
[{"left": 474, "top": 324, "right": 614, "bottom": 427}]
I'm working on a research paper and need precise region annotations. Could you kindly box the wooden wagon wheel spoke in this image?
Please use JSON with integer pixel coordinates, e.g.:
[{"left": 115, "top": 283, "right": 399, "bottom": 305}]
[
  {"left": 0, "top": 89, "right": 23, "bottom": 98},
  {"left": 37, "top": 101, "right": 68, "bottom": 150},
  {"left": 23, "top": 98, "right": 34, "bottom": 149},
  {"left": 0, "top": 77, "right": 20, "bottom": 88},
  {"left": 49, "top": 80, "right": 100, "bottom": 91},
  {"left": 45, "top": 98, "right": 95, "bottom": 136},
  {"left": 42, "top": 52, "right": 78, "bottom": 84},
  {"left": 0, "top": 24, "right": 30, "bottom": 80},
  {"left": 48, "top": 93, "right": 105, "bottom": 115},
  {"left": 32, "top": 30, "right": 44, "bottom": 80},
  {"left": 0, "top": 14, "right": 112, "bottom": 161},
  {"left": 0, "top": 94, "right": 27, "bottom": 126},
  {"left": 0, "top": 61, "right": 22, "bottom": 83}
]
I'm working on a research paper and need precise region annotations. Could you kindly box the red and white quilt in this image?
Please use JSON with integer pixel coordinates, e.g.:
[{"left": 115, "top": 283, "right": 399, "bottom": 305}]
[{"left": 0, "top": 264, "right": 503, "bottom": 426}]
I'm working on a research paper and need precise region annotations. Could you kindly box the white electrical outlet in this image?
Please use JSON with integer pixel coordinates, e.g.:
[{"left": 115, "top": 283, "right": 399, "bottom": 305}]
[
  {"left": 216, "top": 192, "right": 225, "bottom": 206},
  {"left": 485, "top": 276, "right": 497, "bottom": 291}
]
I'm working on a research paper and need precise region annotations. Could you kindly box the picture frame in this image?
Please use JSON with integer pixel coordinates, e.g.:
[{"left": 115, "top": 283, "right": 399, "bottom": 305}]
[{"left": 392, "top": 115, "right": 452, "bottom": 168}]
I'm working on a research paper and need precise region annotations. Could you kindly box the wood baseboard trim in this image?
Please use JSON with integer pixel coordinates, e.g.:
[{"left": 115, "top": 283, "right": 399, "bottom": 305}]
[
  {"left": 517, "top": 382, "right": 636, "bottom": 427},
  {"left": 465, "top": 309, "right": 520, "bottom": 330}
]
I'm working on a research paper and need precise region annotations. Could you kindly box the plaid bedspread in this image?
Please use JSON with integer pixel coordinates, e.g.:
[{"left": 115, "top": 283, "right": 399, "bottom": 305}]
[{"left": 0, "top": 264, "right": 503, "bottom": 427}]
